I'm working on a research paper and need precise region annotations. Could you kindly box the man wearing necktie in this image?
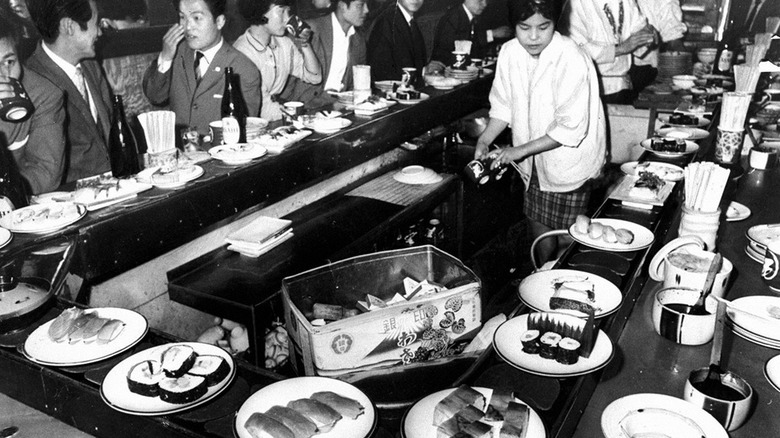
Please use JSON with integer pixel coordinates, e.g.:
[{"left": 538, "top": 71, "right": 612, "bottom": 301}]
[
  {"left": 428, "top": 0, "right": 512, "bottom": 71},
  {"left": 367, "top": 0, "right": 428, "bottom": 81},
  {"left": 25, "top": 0, "right": 112, "bottom": 183},
  {"left": 143, "top": 0, "right": 261, "bottom": 138}
]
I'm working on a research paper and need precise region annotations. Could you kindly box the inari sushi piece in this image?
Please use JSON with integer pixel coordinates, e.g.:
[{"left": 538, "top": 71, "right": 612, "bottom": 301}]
[
  {"left": 187, "top": 355, "right": 230, "bottom": 387},
  {"left": 48, "top": 307, "right": 85, "bottom": 342},
  {"left": 265, "top": 405, "right": 318, "bottom": 438},
  {"left": 244, "top": 412, "right": 296, "bottom": 438},
  {"left": 310, "top": 391, "right": 365, "bottom": 419},
  {"left": 158, "top": 375, "right": 208, "bottom": 404},
  {"left": 161, "top": 344, "right": 198, "bottom": 378},
  {"left": 433, "top": 385, "right": 486, "bottom": 426},
  {"left": 126, "top": 359, "right": 165, "bottom": 397},
  {"left": 287, "top": 398, "right": 341, "bottom": 432}
]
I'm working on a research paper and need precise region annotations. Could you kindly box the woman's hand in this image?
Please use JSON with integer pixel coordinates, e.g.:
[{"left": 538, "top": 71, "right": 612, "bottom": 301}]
[
  {"left": 474, "top": 139, "right": 491, "bottom": 160},
  {"left": 160, "top": 24, "right": 185, "bottom": 62},
  {"left": 616, "top": 26, "right": 655, "bottom": 56},
  {"left": 489, "top": 146, "right": 524, "bottom": 169}
]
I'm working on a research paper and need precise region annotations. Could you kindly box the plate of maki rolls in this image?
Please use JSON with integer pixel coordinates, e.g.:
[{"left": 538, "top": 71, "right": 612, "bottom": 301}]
[
  {"left": 492, "top": 312, "right": 614, "bottom": 378},
  {"left": 100, "top": 342, "right": 235, "bottom": 415},
  {"left": 234, "top": 376, "right": 376, "bottom": 438}
]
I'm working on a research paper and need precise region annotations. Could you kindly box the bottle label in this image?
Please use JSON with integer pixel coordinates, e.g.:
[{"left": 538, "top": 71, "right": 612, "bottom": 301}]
[
  {"left": 717, "top": 50, "right": 733, "bottom": 73},
  {"left": 222, "top": 116, "right": 241, "bottom": 145},
  {"left": 0, "top": 196, "right": 14, "bottom": 218}
]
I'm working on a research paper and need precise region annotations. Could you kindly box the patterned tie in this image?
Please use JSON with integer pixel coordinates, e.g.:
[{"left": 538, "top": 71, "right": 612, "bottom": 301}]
[
  {"left": 74, "top": 66, "right": 96, "bottom": 121},
  {"left": 194, "top": 51, "right": 205, "bottom": 82}
]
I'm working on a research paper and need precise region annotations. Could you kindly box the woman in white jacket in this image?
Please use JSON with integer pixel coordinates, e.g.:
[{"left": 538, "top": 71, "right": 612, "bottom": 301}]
[{"left": 475, "top": 0, "right": 607, "bottom": 262}]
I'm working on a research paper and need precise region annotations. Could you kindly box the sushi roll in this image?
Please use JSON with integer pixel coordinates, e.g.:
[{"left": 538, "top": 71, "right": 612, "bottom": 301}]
[
  {"left": 187, "top": 355, "right": 230, "bottom": 387},
  {"left": 538, "top": 332, "right": 561, "bottom": 360},
  {"left": 126, "top": 360, "right": 165, "bottom": 397},
  {"left": 264, "top": 405, "right": 318, "bottom": 438},
  {"left": 556, "top": 337, "right": 581, "bottom": 365},
  {"left": 520, "top": 329, "right": 540, "bottom": 355},
  {"left": 161, "top": 344, "right": 198, "bottom": 378},
  {"left": 287, "top": 398, "right": 341, "bottom": 433},
  {"left": 310, "top": 391, "right": 365, "bottom": 419},
  {"left": 244, "top": 412, "right": 296, "bottom": 438},
  {"left": 158, "top": 375, "right": 208, "bottom": 404}
]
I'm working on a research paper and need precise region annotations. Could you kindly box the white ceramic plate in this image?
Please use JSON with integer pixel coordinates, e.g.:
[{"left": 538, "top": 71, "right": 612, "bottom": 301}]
[
  {"left": 569, "top": 218, "right": 655, "bottom": 252},
  {"left": 745, "top": 244, "right": 764, "bottom": 263},
  {"left": 101, "top": 342, "right": 235, "bottom": 416},
  {"left": 390, "top": 93, "right": 430, "bottom": 105},
  {"left": 620, "top": 161, "right": 685, "bottom": 182},
  {"left": 656, "top": 127, "right": 710, "bottom": 140},
  {"left": 209, "top": 143, "right": 268, "bottom": 165},
  {"left": 647, "top": 236, "right": 706, "bottom": 281},
  {"left": 234, "top": 376, "right": 376, "bottom": 438},
  {"left": 493, "top": 312, "right": 614, "bottom": 378},
  {"left": 764, "top": 355, "right": 780, "bottom": 392},
  {"left": 23, "top": 307, "right": 148, "bottom": 366},
  {"left": 747, "top": 224, "right": 780, "bottom": 247},
  {"left": 727, "top": 296, "right": 780, "bottom": 341},
  {"left": 658, "top": 115, "right": 711, "bottom": 127},
  {"left": 601, "top": 393, "right": 727, "bottom": 438},
  {"left": 728, "top": 320, "right": 780, "bottom": 349},
  {"left": 30, "top": 191, "right": 73, "bottom": 204},
  {"left": 0, "top": 227, "right": 11, "bottom": 250},
  {"left": 0, "top": 202, "right": 86, "bottom": 234},
  {"left": 517, "top": 269, "right": 623, "bottom": 318},
  {"left": 640, "top": 138, "right": 700, "bottom": 157},
  {"left": 151, "top": 165, "right": 204, "bottom": 189},
  {"left": 725, "top": 201, "right": 751, "bottom": 222},
  {"left": 305, "top": 117, "right": 352, "bottom": 134},
  {"left": 401, "top": 386, "right": 545, "bottom": 438}
]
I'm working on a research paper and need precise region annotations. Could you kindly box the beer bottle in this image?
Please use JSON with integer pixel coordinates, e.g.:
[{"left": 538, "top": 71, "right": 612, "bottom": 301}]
[
  {"left": 220, "top": 67, "right": 247, "bottom": 144},
  {"left": 108, "top": 95, "right": 140, "bottom": 178}
]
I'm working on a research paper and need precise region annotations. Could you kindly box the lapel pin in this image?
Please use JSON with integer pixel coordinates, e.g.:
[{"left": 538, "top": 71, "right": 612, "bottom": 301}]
[{"left": 215, "top": 66, "right": 221, "bottom": 72}]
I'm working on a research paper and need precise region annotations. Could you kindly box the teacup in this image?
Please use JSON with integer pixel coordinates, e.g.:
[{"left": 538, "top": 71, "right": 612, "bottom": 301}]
[
  {"left": 750, "top": 146, "right": 777, "bottom": 169},
  {"left": 652, "top": 287, "right": 716, "bottom": 345},
  {"left": 661, "top": 247, "right": 732, "bottom": 298},
  {"left": 0, "top": 77, "right": 34, "bottom": 122},
  {"left": 285, "top": 15, "right": 310, "bottom": 38},
  {"left": 282, "top": 101, "right": 304, "bottom": 120},
  {"left": 684, "top": 367, "right": 753, "bottom": 431},
  {"left": 209, "top": 120, "right": 224, "bottom": 145}
]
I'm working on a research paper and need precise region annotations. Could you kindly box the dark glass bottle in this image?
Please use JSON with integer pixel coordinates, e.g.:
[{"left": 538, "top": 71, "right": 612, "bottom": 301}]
[
  {"left": 713, "top": 19, "right": 736, "bottom": 76},
  {"left": 220, "top": 67, "right": 247, "bottom": 144},
  {"left": 0, "top": 137, "right": 29, "bottom": 216},
  {"left": 108, "top": 95, "right": 140, "bottom": 178}
]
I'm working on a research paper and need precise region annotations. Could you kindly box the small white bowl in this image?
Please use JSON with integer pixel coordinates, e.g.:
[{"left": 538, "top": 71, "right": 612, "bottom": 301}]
[
  {"left": 697, "top": 48, "right": 718, "bottom": 64},
  {"left": 672, "top": 75, "right": 698, "bottom": 90}
]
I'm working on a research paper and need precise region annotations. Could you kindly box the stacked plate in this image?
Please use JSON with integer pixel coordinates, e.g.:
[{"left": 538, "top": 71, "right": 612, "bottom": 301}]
[
  {"left": 304, "top": 117, "right": 352, "bottom": 134},
  {"left": 726, "top": 295, "right": 780, "bottom": 349},
  {"left": 657, "top": 51, "right": 692, "bottom": 79},
  {"left": 392, "top": 165, "right": 443, "bottom": 185},
  {"left": 245, "top": 117, "right": 269, "bottom": 141},
  {"left": 746, "top": 224, "right": 780, "bottom": 263},
  {"left": 445, "top": 66, "right": 479, "bottom": 82}
]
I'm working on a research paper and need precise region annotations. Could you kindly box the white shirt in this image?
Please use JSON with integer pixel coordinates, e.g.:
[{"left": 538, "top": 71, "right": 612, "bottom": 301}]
[
  {"left": 324, "top": 12, "right": 355, "bottom": 91},
  {"left": 568, "top": 0, "right": 648, "bottom": 95},
  {"left": 461, "top": 4, "right": 493, "bottom": 43},
  {"left": 489, "top": 33, "right": 606, "bottom": 192},
  {"left": 42, "top": 42, "right": 97, "bottom": 121},
  {"left": 398, "top": 3, "right": 413, "bottom": 23},
  {"left": 157, "top": 38, "right": 224, "bottom": 74},
  {"left": 635, "top": 0, "right": 686, "bottom": 67}
]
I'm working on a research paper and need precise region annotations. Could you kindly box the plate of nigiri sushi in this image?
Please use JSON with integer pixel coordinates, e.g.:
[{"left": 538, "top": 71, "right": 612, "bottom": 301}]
[
  {"left": 101, "top": 342, "right": 235, "bottom": 415},
  {"left": 234, "top": 376, "right": 376, "bottom": 438},
  {"left": 23, "top": 307, "right": 148, "bottom": 367}
]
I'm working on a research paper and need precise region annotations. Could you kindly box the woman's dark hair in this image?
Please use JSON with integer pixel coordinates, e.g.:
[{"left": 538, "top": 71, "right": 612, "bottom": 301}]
[
  {"left": 0, "top": 7, "right": 22, "bottom": 47},
  {"left": 238, "top": 0, "right": 291, "bottom": 25},
  {"left": 173, "top": 0, "right": 227, "bottom": 19},
  {"left": 96, "top": 0, "right": 147, "bottom": 21},
  {"left": 508, "top": 0, "right": 559, "bottom": 27},
  {"left": 27, "top": 0, "right": 93, "bottom": 43}
]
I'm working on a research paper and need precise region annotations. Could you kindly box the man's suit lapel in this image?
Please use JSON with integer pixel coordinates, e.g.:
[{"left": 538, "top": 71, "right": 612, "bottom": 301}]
[
  {"left": 82, "top": 62, "right": 111, "bottom": 140},
  {"left": 178, "top": 47, "right": 198, "bottom": 97},
  {"left": 195, "top": 45, "right": 229, "bottom": 99}
]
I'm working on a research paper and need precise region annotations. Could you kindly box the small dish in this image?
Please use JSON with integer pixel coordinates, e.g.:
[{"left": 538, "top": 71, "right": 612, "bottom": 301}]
[
  {"left": 764, "top": 354, "right": 780, "bottom": 392},
  {"left": 725, "top": 201, "right": 751, "bottom": 222}
]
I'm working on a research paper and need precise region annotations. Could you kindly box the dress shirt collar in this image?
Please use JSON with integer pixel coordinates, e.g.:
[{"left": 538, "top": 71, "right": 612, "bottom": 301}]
[
  {"left": 462, "top": 3, "right": 474, "bottom": 21},
  {"left": 397, "top": 3, "right": 414, "bottom": 24},
  {"left": 42, "top": 42, "right": 79, "bottom": 77},
  {"left": 197, "top": 37, "right": 224, "bottom": 64},
  {"left": 247, "top": 30, "right": 279, "bottom": 53},
  {"left": 332, "top": 11, "right": 356, "bottom": 37}
]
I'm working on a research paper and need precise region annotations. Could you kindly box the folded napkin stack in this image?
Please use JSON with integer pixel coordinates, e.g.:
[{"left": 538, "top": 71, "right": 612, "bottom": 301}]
[{"left": 225, "top": 216, "right": 293, "bottom": 258}]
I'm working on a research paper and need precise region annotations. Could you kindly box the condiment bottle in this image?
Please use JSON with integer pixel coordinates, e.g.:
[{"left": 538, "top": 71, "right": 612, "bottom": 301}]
[
  {"left": 220, "top": 67, "right": 247, "bottom": 144},
  {"left": 108, "top": 95, "right": 140, "bottom": 178}
]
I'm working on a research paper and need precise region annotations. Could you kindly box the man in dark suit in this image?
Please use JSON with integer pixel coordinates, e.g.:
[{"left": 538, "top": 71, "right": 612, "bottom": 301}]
[
  {"left": 367, "top": 0, "right": 427, "bottom": 82},
  {"left": 143, "top": 0, "right": 261, "bottom": 137},
  {"left": 25, "top": 0, "right": 112, "bottom": 183},
  {"left": 281, "top": 0, "right": 369, "bottom": 107},
  {"left": 0, "top": 13, "right": 66, "bottom": 194},
  {"left": 429, "top": 0, "right": 511, "bottom": 69}
]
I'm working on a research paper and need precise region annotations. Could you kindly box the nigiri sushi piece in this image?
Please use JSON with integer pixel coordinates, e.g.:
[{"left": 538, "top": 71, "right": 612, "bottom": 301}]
[
  {"left": 69, "top": 317, "right": 110, "bottom": 344},
  {"left": 264, "top": 405, "right": 318, "bottom": 438},
  {"left": 310, "top": 391, "right": 365, "bottom": 419},
  {"left": 96, "top": 319, "right": 126, "bottom": 344},
  {"left": 48, "top": 307, "right": 85, "bottom": 342},
  {"left": 244, "top": 412, "right": 295, "bottom": 438},
  {"left": 287, "top": 398, "right": 341, "bottom": 433}
]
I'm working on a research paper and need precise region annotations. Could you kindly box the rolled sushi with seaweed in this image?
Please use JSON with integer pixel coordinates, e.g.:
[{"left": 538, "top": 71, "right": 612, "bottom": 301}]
[
  {"left": 520, "top": 329, "right": 540, "bottom": 355},
  {"left": 161, "top": 344, "right": 198, "bottom": 378},
  {"left": 556, "top": 337, "right": 581, "bottom": 365},
  {"left": 127, "top": 359, "right": 165, "bottom": 397},
  {"left": 538, "top": 332, "right": 561, "bottom": 360},
  {"left": 187, "top": 355, "right": 230, "bottom": 387},
  {"left": 158, "top": 375, "right": 208, "bottom": 404}
]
